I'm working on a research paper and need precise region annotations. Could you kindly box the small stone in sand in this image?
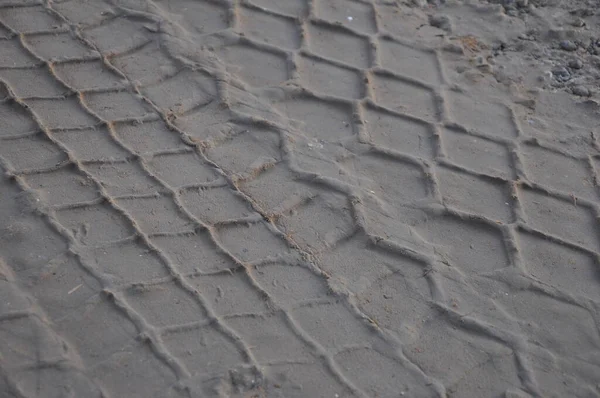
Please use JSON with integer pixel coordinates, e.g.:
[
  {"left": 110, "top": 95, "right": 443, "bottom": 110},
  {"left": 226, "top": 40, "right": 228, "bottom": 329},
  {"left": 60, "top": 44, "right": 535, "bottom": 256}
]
[
  {"left": 560, "top": 40, "right": 578, "bottom": 51},
  {"left": 538, "top": 70, "right": 553, "bottom": 83},
  {"left": 552, "top": 66, "right": 571, "bottom": 82},
  {"left": 568, "top": 58, "right": 583, "bottom": 69},
  {"left": 429, "top": 14, "right": 452, "bottom": 32},
  {"left": 572, "top": 85, "right": 591, "bottom": 97}
]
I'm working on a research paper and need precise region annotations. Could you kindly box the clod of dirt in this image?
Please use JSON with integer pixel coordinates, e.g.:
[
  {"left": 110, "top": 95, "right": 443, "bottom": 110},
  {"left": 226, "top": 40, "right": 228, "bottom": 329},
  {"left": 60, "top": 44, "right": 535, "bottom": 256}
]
[{"left": 571, "top": 18, "right": 585, "bottom": 27}]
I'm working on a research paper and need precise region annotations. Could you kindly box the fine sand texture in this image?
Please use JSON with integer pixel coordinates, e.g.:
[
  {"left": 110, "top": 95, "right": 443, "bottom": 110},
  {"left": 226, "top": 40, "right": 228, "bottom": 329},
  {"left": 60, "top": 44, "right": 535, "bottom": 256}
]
[{"left": 1, "top": 0, "right": 600, "bottom": 397}]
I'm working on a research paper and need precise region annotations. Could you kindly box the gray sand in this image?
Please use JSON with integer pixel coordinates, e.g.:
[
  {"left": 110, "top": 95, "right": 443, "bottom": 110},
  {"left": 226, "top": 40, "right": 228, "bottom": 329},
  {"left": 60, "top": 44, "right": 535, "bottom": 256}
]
[{"left": 0, "top": 0, "right": 599, "bottom": 397}]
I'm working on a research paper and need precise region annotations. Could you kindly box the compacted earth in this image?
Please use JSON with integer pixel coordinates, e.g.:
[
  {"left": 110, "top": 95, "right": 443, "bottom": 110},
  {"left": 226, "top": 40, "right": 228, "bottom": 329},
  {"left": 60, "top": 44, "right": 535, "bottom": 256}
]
[{"left": 0, "top": 0, "right": 599, "bottom": 397}]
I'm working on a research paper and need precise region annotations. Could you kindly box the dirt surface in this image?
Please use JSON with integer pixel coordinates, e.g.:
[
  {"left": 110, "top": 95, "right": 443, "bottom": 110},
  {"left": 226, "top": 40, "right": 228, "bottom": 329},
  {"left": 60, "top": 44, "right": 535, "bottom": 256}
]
[{"left": 0, "top": 0, "right": 599, "bottom": 397}]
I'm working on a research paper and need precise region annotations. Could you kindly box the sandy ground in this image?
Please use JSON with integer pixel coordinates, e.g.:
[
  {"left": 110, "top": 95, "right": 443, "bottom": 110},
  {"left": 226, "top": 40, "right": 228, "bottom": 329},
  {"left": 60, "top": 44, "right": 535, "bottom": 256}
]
[{"left": 0, "top": 0, "right": 599, "bottom": 397}]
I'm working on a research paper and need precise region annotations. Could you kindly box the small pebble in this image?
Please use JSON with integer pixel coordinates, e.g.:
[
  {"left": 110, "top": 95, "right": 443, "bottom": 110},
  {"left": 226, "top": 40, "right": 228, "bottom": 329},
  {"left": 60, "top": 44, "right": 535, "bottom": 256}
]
[
  {"left": 552, "top": 66, "right": 571, "bottom": 81},
  {"left": 506, "top": 8, "right": 519, "bottom": 17},
  {"left": 568, "top": 58, "right": 583, "bottom": 69},
  {"left": 429, "top": 14, "right": 452, "bottom": 32},
  {"left": 572, "top": 85, "right": 591, "bottom": 97},
  {"left": 475, "top": 56, "right": 493, "bottom": 72},
  {"left": 538, "top": 70, "right": 553, "bottom": 82},
  {"left": 571, "top": 18, "right": 585, "bottom": 27},
  {"left": 492, "top": 41, "right": 507, "bottom": 56},
  {"left": 560, "top": 40, "right": 578, "bottom": 51}
]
